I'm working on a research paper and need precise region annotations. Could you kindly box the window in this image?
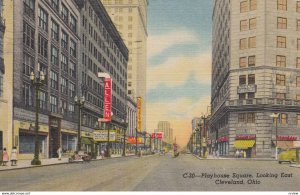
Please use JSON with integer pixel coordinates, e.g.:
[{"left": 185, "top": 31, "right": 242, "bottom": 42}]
[
  {"left": 61, "top": 30, "right": 68, "bottom": 50},
  {"left": 22, "top": 83, "right": 33, "bottom": 106},
  {"left": 0, "top": 72, "right": 3, "bottom": 97},
  {"left": 23, "top": 53, "right": 34, "bottom": 76},
  {"left": 38, "top": 35, "right": 48, "bottom": 58},
  {"left": 248, "top": 74, "right": 255, "bottom": 84},
  {"left": 276, "top": 74, "right": 286, "bottom": 86},
  {"left": 70, "top": 14, "right": 77, "bottom": 33},
  {"left": 240, "top": 1, "right": 248, "bottom": 13},
  {"left": 248, "top": 56, "right": 256, "bottom": 67},
  {"left": 239, "top": 75, "right": 246, "bottom": 85},
  {"left": 297, "top": 1, "right": 300, "bottom": 12},
  {"left": 277, "top": 17, "right": 287, "bottom": 29},
  {"left": 278, "top": 0, "right": 287, "bottom": 10},
  {"left": 297, "top": 57, "right": 300, "bottom": 68},
  {"left": 39, "top": 91, "right": 47, "bottom": 110},
  {"left": 23, "top": 22, "right": 35, "bottom": 49},
  {"left": 70, "top": 39, "right": 77, "bottom": 58},
  {"left": 250, "top": 0, "right": 257, "bottom": 11},
  {"left": 69, "top": 82, "right": 75, "bottom": 98},
  {"left": 69, "top": 61, "right": 76, "bottom": 78},
  {"left": 276, "top": 93, "right": 286, "bottom": 99},
  {"left": 50, "top": 70, "right": 58, "bottom": 90},
  {"left": 38, "top": 7, "right": 48, "bottom": 31},
  {"left": 239, "top": 57, "right": 247, "bottom": 68},
  {"left": 280, "top": 113, "right": 288, "bottom": 124},
  {"left": 23, "top": 0, "right": 35, "bottom": 19},
  {"left": 61, "top": 77, "right": 68, "bottom": 95},
  {"left": 51, "top": 0, "right": 59, "bottom": 12},
  {"left": 277, "top": 36, "right": 286, "bottom": 48},
  {"left": 297, "top": 20, "right": 300, "bottom": 31},
  {"left": 276, "top": 55, "right": 286, "bottom": 67},
  {"left": 248, "top": 92, "right": 255, "bottom": 99},
  {"left": 297, "top": 114, "right": 300, "bottom": 125},
  {"left": 240, "top": 38, "right": 247, "bottom": 49},
  {"left": 51, "top": 20, "right": 59, "bottom": 41},
  {"left": 61, "top": 3, "right": 69, "bottom": 23},
  {"left": 50, "top": 95, "right": 58, "bottom": 113},
  {"left": 68, "top": 103, "right": 75, "bottom": 115},
  {"left": 61, "top": 54, "right": 68, "bottom": 72},
  {"left": 247, "top": 113, "right": 255, "bottom": 123},
  {"left": 298, "top": 39, "right": 300, "bottom": 50},
  {"left": 238, "top": 113, "right": 246, "bottom": 123},
  {"left": 240, "top": 20, "right": 248, "bottom": 31},
  {"left": 51, "top": 46, "right": 58, "bottom": 66},
  {"left": 249, "top": 18, "right": 256, "bottom": 30},
  {"left": 249, "top": 37, "right": 256, "bottom": 48},
  {"left": 297, "top": 77, "right": 300, "bottom": 87}
]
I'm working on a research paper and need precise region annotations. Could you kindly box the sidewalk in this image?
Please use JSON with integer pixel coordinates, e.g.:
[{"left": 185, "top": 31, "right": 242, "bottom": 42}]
[
  {"left": 0, "top": 153, "right": 137, "bottom": 172},
  {"left": 193, "top": 154, "right": 276, "bottom": 161}
]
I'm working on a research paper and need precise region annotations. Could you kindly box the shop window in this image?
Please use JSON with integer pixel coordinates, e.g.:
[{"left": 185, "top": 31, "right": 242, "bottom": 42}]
[{"left": 19, "top": 133, "right": 46, "bottom": 154}]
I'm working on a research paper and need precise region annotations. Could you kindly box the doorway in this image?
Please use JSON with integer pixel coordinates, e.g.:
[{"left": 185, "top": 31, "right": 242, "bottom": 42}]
[{"left": 49, "top": 127, "right": 60, "bottom": 158}]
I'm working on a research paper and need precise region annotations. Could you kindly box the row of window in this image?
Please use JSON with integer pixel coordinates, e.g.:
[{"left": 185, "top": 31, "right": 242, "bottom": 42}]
[
  {"left": 277, "top": 0, "right": 300, "bottom": 12},
  {"left": 239, "top": 55, "right": 300, "bottom": 68},
  {"left": 241, "top": 0, "right": 300, "bottom": 13},
  {"left": 239, "top": 112, "right": 300, "bottom": 125},
  {"left": 275, "top": 17, "right": 300, "bottom": 30},
  {"left": 240, "top": 36, "right": 300, "bottom": 49}
]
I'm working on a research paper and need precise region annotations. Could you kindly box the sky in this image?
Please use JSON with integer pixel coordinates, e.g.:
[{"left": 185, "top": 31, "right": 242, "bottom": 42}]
[{"left": 146, "top": 0, "right": 213, "bottom": 148}]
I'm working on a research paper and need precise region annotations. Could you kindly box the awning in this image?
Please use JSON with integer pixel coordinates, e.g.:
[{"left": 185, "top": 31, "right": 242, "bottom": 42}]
[
  {"left": 234, "top": 140, "right": 255, "bottom": 149},
  {"left": 81, "top": 137, "right": 92, "bottom": 145}
]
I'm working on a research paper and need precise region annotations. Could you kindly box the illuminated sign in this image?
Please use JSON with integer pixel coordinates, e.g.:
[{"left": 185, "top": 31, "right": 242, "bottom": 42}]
[
  {"left": 137, "top": 97, "right": 142, "bottom": 132},
  {"left": 103, "top": 78, "right": 112, "bottom": 122}
]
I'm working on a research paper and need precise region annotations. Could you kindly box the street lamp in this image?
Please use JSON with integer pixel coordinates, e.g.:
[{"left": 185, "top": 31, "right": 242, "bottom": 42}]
[
  {"left": 30, "top": 70, "right": 45, "bottom": 165},
  {"left": 270, "top": 113, "right": 280, "bottom": 160},
  {"left": 74, "top": 95, "right": 85, "bottom": 151},
  {"left": 122, "top": 119, "right": 128, "bottom": 157}
]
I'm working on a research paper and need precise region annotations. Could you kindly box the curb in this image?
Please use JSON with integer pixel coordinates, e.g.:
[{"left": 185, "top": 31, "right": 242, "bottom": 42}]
[
  {"left": 290, "top": 165, "right": 300, "bottom": 168},
  {"left": 192, "top": 154, "right": 276, "bottom": 161}
]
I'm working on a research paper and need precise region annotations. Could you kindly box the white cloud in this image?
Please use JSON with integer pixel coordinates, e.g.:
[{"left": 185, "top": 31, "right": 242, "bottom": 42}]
[
  {"left": 147, "top": 52, "right": 212, "bottom": 90},
  {"left": 147, "top": 29, "right": 199, "bottom": 59},
  {"left": 146, "top": 96, "right": 211, "bottom": 147}
]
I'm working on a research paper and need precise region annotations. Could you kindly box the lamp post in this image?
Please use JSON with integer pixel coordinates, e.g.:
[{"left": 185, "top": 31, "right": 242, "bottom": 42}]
[
  {"left": 122, "top": 119, "right": 128, "bottom": 157},
  {"left": 270, "top": 113, "right": 280, "bottom": 160},
  {"left": 74, "top": 96, "right": 85, "bottom": 151},
  {"left": 30, "top": 70, "right": 45, "bottom": 165}
]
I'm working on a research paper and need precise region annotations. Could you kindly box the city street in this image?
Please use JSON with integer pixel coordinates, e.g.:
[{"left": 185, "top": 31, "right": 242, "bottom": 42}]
[{"left": 0, "top": 154, "right": 299, "bottom": 191}]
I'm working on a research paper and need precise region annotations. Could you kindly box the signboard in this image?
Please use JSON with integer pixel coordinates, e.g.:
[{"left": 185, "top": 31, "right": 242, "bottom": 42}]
[
  {"left": 237, "top": 84, "right": 257, "bottom": 94},
  {"left": 236, "top": 135, "right": 256, "bottom": 140},
  {"left": 156, "top": 132, "right": 164, "bottom": 140},
  {"left": 137, "top": 97, "right": 142, "bottom": 132},
  {"left": 218, "top": 136, "right": 229, "bottom": 142},
  {"left": 127, "top": 136, "right": 143, "bottom": 144},
  {"left": 277, "top": 136, "right": 298, "bottom": 141},
  {"left": 103, "top": 78, "right": 112, "bottom": 122},
  {"left": 94, "top": 130, "right": 116, "bottom": 142}
]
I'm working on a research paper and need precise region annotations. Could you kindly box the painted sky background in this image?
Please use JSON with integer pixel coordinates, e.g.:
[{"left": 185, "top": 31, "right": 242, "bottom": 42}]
[{"left": 146, "top": 0, "right": 213, "bottom": 148}]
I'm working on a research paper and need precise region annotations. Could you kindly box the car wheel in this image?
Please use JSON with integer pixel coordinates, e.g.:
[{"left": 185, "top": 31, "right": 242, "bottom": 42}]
[{"left": 279, "top": 161, "right": 282, "bottom": 164}]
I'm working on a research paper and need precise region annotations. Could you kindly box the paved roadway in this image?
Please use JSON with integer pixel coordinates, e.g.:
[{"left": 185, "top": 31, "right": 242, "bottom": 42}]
[{"left": 0, "top": 153, "right": 299, "bottom": 191}]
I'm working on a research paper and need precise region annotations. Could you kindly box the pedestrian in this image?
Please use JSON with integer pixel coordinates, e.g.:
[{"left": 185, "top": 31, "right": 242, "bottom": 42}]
[
  {"left": 57, "top": 147, "right": 62, "bottom": 160},
  {"left": 101, "top": 150, "right": 104, "bottom": 159},
  {"left": 235, "top": 150, "right": 240, "bottom": 158},
  {"left": 2, "top": 148, "right": 9, "bottom": 166},
  {"left": 10, "top": 146, "right": 17, "bottom": 166},
  {"left": 243, "top": 150, "right": 247, "bottom": 158}
]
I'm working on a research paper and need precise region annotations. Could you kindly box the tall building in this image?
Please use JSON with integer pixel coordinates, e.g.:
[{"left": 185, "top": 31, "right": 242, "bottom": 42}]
[
  {"left": 100, "top": 0, "right": 148, "bottom": 132},
  {"left": 210, "top": 0, "right": 300, "bottom": 158},
  {"left": 191, "top": 117, "right": 201, "bottom": 132},
  {"left": 156, "top": 121, "right": 173, "bottom": 144},
  {"left": 5, "top": 0, "right": 127, "bottom": 160}
]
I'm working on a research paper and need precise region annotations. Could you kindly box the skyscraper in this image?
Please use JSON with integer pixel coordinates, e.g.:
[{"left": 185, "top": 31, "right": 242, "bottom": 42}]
[
  {"left": 101, "top": 0, "right": 148, "bottom": 132},
  {"left": 210, "top": 0, "right": 300, "bottom": 158},
  {"left": 156, "top": 121, "right": 173, "bottom": 144}
]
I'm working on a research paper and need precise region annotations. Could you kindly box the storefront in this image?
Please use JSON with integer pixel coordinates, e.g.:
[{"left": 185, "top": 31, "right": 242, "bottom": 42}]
[
  {"left": 276, "top": 136, "right": 298, "bottom": 150},
  {"left": 61, "top": 133, "right": 77, "bottom": 156},
  {"left": 234, "top": 134, "right": 256, "bottom": 158},
  {"left": 217, "top": 136, "right": 229, "bottom": 156}
]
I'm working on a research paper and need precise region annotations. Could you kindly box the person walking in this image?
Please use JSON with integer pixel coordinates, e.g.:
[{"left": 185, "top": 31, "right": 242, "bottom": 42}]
[
  {"left": 10, "top": 146, "right": 17, "bottom": 166},
  {"left": 101, "top": 150, "right": 104, "bottom": 159},
  {"left": 57, "top": 147, "right": 62, "bottom": 160},
  {"left": 2, "top": 148, "right": 9, "bottom": 166}
]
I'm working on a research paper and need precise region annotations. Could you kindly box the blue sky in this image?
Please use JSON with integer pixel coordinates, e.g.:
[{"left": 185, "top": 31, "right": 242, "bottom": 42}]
[{"left": 146, "top": 0, "right": 213, "bottom": 146}]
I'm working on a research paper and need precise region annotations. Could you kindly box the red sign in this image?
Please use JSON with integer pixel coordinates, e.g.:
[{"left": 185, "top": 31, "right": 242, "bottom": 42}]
[
  {"left": 151, "top": 133, "right": 156, "bottom": 138},
  {"left": 218, "top": 136, "right": 229, "bottom": 142},
  {"left": 156, "top": 132, "right": 163, "bottom": 140},
  {"left": 236, "top": 135, "right": 256, "bottom": 140},
  {"left": 137, "top": 97, "right": 142, "bottom": 132},
  {"left": 277, "top": 136, "right": 298, "bottom": 141},
  {"left": 103, "top": 78, "right": 112, "bottom": 122}
]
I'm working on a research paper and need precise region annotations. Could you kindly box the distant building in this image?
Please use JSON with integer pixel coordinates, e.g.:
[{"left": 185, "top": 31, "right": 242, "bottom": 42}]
[
  {"left": 191, "top": 117, "right": 201, "bottom": 132},
  {"left": 156, "top": 121, "right": 173, "bottom": 143}
]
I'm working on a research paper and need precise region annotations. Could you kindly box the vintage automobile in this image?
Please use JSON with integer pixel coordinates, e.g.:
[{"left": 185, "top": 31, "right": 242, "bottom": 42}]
[
  {"left": 68, "top": 151, "right": 91, "bottom": 163},
  {"left": 278, "top": 148, "right": 297, "bottom": 164}
]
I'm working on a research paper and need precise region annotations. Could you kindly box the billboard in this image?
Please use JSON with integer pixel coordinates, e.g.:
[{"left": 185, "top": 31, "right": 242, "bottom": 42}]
[
  {"left": 137, "top": 97, "right": 142, "bottom": 132},
  {"left": 151, "top": 132, "right": 164, "bottom": 140},
  {"left": 94, "top": 130, "right": 118, "bottom": 142},
  {"left": 103, "top": 78, "right": 112, "bottom": 122}
]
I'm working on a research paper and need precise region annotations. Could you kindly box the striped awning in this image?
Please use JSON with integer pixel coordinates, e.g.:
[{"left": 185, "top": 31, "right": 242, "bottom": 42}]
[{"left": 234, "top": 140, "right": 255, "bottom": 149}]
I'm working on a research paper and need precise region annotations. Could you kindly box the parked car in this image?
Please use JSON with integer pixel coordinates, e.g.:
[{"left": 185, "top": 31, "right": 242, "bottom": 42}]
[{"left": 278, "top": 148, "right": 297, "bottom": 164}]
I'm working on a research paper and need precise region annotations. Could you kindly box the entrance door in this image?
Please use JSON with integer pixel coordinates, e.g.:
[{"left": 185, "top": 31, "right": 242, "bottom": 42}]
[{"left": 49, "top": 127, "right": 60, "bottom": 158}]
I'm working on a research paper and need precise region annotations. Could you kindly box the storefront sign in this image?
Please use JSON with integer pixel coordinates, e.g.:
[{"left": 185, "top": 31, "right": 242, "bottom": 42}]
[
  {"left": 236, "top": 135, "right": 256, "bottom": 140},
  {"left": 93, "top": 130, "right": 116, "bottom": 142},
  {"left": 277, "top": 136, "right": 298, "bottom": 141},
  {"left": 127, "top": 136, "right": 143, "bottom": 144},
  {"left": 217, "top": 136, "right": 229, "bottom": 142},
  {"left": 103, "top": 78, "right": 112, "bottom": 122},
  {"left": 137, "top": 97, "right": 142, "bottom": 132},
  {"left": 237, "top": 84, "right": 257, "bottom": 94}
]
